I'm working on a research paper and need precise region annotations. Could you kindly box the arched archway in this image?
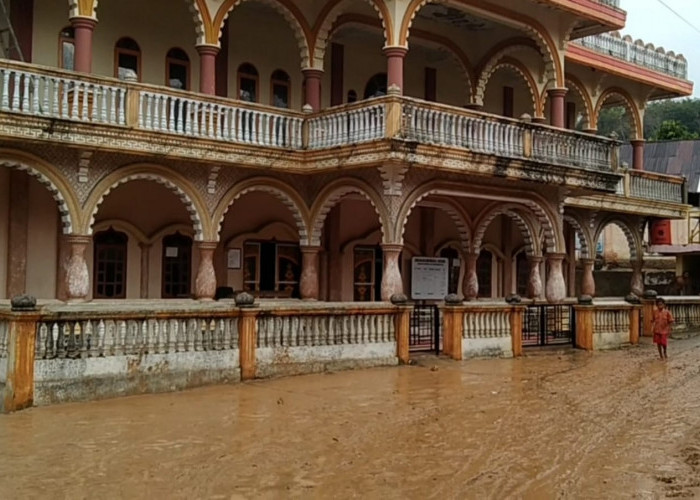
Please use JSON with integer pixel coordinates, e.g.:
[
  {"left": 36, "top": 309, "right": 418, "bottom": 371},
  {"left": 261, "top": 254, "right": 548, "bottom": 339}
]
[
  {"left": 563, "top": 75, "right": 594, "bottom": 130},
  {"left": 592, "top": 87, "right": 644, "bottom": 140},
  {"left": 594, "top": 217, "right": 643, "bottom": 263},
  {"left": 480, "top": 59, "right": 541, "bottom": 118},
  {"left": 473, "top": 204, "right": 542, "bottom": 257},
  {"left": 476, "top": 46, "right": 544, "bottom": 111}
]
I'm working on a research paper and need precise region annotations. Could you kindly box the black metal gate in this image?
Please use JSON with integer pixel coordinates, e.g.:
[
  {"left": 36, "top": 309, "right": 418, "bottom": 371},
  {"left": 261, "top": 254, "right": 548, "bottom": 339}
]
[
  {"left": 410, "top": 303, "right": 440, "bottom": 354},
  {"left": 523, "top": 304, "right": 575, "bottom": 347}
]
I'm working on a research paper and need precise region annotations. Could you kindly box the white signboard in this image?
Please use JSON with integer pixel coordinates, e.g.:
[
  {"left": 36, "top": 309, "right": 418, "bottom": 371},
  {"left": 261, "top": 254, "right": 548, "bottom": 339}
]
[{"left": 411, "top": 257, "right": 449, "bottom": 300}]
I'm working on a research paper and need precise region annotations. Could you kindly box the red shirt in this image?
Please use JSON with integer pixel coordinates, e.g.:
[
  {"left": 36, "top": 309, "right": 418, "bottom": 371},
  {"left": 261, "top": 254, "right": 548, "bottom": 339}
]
[{"left": 653, "top": 309, "right": 673, "bottom": 336}]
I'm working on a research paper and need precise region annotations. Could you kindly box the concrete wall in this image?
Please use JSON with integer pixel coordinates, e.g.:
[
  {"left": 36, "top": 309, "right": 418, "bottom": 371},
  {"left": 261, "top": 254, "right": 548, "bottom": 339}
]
[
  {"left": 462, "top": 336, "right": 513, "bottom": 359},
  {"left": 593, "top": 330, "right": 630, "bottom": 350},
  {"left": 34, "top": 351, "right": 241, "bottom": 406}
]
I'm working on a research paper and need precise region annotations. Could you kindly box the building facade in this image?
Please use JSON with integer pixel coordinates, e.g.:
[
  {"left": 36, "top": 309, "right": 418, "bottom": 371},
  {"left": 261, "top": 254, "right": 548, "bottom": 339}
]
[{"left": 0, "top": 0, "right": 693, "bottom": 304}]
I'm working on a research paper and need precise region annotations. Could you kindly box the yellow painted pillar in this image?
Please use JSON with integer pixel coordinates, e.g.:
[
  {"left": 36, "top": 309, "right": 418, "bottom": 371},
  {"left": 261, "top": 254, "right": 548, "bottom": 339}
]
[
  {"left": 641, "top": 299, "right": 655, "bottom": 337},
  {"left": 238, "top": 308, "right": 258, "bottom": 381},
  {"left": 394, "top": 306, "right": 411, "bottom": 364},
  {"left": 441, "top": 306, "right": 463, "bottom": 360},
  {"left": 3, "top": 311, "right": 39, "bottom": 413},
  {"left": 510, "top": 307, "right": 524, "bottom": 357},
  {"left": 574, "top": 305, "right": 593, "bottom": 351},
  {"left": 629, "top": 307, "right": 641, "bottom": 345}
]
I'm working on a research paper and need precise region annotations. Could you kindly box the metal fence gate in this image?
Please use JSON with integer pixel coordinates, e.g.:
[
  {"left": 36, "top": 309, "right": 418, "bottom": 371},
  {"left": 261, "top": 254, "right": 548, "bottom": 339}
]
[
  {"left": 410, "top": 303, "right": 440, "bottom": 354},
  {"left": 523, "top": 304, "right": 575, "bottom": 347}
]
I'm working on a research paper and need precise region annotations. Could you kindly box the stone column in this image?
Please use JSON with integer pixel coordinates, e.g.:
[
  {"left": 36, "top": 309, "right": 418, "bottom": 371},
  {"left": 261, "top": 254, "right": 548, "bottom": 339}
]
[
  {"left": 299, "top": 246, "right": 321, "bottom": 300},
  {"left": 197, "top": 45, "right": 220, "bottom": 95},
  {"left": 139, "top": 242, "right": 151, "bottom": 299},
  {"left": 545, "top": 253, "right": 567, "bottom": 303},
  {"left": 580, "top": 258, "right": 596, "bottom": 297},
  {"left": 194, "top": 241, "right": 217, "bottom": 300},
  {"left": 384, "top": 46, "right": 408, "bottom": 94},
  {"left": 548, "top": 88, "right": 567, "bottom": 128},
  {"left": 630, "top": 260, "right": 644, "bottom": 296},
  {"left": 631, "top": 139, "right": 645, "bottom": 171},
  {"left": 71, "top": 17, "right": 97, "bottom": 73},
  {"left": 463, "top": 252, "right": 479, "bottom": 301},
  {"left": 302, "top": 68, "right": 323, "bottom": 111},
  {"left": 55, "top": 233, "right": 71, "bottom": 301},
  {"left": 381, "top": 244, "right": 403, "bottom": 301},
  {"left": 527, "top": 256, "right": 543, "bottom": 299},
  {"left": 65, "top": 235, "right": 91, "bottom": 301}
]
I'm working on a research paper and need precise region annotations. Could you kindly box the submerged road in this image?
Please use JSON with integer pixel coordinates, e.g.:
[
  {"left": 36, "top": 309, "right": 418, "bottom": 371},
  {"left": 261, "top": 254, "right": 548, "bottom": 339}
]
[{"left": 2, "top": 336, "right": 700, "bottom": 499}]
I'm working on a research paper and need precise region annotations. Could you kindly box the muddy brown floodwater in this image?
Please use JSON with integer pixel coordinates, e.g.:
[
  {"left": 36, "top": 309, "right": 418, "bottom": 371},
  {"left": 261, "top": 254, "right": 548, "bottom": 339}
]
[{"left": 3, "top": 337, "right": 700, "bottom": 499}]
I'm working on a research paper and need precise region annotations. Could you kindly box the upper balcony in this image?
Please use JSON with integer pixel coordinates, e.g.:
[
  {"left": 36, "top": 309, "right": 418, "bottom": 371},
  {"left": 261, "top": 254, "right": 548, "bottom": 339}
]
[{"left": 0, "top": 59, "right": 629, "bottom": 194}]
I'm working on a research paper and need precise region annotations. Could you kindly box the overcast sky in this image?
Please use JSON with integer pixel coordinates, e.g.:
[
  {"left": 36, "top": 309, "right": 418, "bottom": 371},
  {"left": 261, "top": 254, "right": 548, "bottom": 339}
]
[{"left": 622, "top": 0, "right": 700, "bottom": 96}]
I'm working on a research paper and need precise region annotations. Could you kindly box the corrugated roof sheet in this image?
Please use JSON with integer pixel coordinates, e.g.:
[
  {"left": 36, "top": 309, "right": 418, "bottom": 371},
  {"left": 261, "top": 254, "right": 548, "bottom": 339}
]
[{"left": 620, "top": 140, "right": 700, "bottom": 192}]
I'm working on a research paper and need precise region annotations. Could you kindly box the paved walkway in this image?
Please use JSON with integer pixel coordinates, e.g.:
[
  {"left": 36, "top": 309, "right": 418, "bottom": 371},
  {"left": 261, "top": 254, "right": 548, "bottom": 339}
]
[{"left": 2, "top": 336, "right": 700, "bottom": 499}]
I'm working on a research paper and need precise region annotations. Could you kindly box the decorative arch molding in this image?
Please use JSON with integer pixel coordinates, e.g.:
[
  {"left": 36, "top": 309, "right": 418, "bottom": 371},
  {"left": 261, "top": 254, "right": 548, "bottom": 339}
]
[
  {"left": 188, "top": 0, "right": 209, "bottom": 47},
  {"left": 213, "top": 178, "right": 311, "bottom": 244},
  {"left": 416, "top": 198, "right": 473, "bottom": 253},
  {"left": 476, "top": 56, "right": 542, "bottom": 115},
  {"left": 400, "top": 0, "right": 563, "bottom": 87},
  {"left": 592, "top": 87, "right": 644, "bottom": 140},
  {"left": 593, "top": 216, "right": 643, "bottom": 262},
  {"left": 332, "top": 14, "right": 475, "bottom": 95},
  {"left": 563, "top": 75, "right": 594, "bottom": 129},
  {"left": 473, "top": 203, "right": 541, "bottom": 257},
  {"left": 83, "top": 164, "right": 211, "bottom": 241},
  {"left": 312, "top": 0, "right": 393, "bottom": 69},
  {"left": 309, "top": 178, "right": 390, "bottom": 247},
  {"left": 69, "top": 0, "right": 97, "bottom": 19},
  {"left": 0, "top": 149, "right": 81, "bottom": 235},
  {"left": 210, "top": 0, "right": 313, "bottom": 68},
  {"left": 225, "top": 221, "right": 299, "bottom": 248},
  {"left": 92, "top": 219, "right": 148, "bottom": 244},
  {"left": 563, "top": 213, "right": 593, "bottom": 259},
  {"left": 149, "top": 223, "right": 196, "bottom": 244}
]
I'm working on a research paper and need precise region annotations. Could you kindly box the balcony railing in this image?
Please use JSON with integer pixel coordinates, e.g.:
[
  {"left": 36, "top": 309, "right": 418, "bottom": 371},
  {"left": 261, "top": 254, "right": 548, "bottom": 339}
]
[
  {"left": 0, "top": 60, "right": 632, "bottom": 180},
  {"left": 574, "top": 32, "right": 688, "bottom": 80},
  {"left": 596, "top": 0, "right": 620, "bottom": 8},
  {"left": 626, "top": 169, "right": 685, "bottom": 203}
]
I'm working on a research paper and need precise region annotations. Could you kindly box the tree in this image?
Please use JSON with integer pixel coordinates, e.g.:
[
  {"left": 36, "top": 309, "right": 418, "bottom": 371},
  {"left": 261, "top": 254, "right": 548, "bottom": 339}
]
[
  {"left": 644, "top": 98, "right": 700, "bottom": 140},
  {"left": 597, "top": 106, "right": 632, "bottom": 141},
  {"left": 652, "top": 120, "right": 699, "bottom": 141}
]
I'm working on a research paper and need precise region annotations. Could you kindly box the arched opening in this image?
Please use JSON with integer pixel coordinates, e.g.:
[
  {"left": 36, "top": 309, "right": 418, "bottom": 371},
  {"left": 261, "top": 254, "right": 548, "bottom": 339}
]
[
  {"left": 90, "top": 179, "right": 197, "bottom": 299},
  {"left": 594, "top": 90, "right": 642, "bottom": 141},
  {"left": 114, "top": 37, "right": 141, "bottom": 81},
  {"left": 58, "top": 27, "right": 75, "bottom": 70},
  {"left": 166, "top": 48, "right": 190, "bottom": 90},
  {"left": 271, "top": 69, "right": 291, "bottom": 108},
  {"left": 364, "top": 72, "right": 387, "bottom": 99},
  {"left": 594, "top": 219, "right": 641, "bottom": 297},
  {"left": 162, "top": 232, "right": 193, "bottom": 298},
  {"left": 482, "top": 65, "right": 537, "bottom": 118}
]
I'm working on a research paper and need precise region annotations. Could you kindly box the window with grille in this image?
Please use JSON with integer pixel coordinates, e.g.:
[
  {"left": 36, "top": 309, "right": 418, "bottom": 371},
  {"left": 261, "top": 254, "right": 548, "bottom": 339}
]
[
  {"left": 93, "top": 228, "right": 128, "bottom": 299},
  {"left": 162, "top": 233, "right": 192, "bottom": 298}
]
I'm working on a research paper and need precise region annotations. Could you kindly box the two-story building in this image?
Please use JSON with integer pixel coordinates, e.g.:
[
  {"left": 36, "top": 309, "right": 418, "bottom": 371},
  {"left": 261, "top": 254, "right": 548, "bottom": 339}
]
[{"left": 0, "top": 0, "right": 693, "bottom": 305}]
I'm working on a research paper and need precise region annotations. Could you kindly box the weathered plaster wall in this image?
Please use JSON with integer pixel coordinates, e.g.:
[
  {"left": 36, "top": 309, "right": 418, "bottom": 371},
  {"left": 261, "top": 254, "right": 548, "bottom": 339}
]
[
  {"left": 0, "top": 168, "right": 8, "bottom": 300},
  {"left": 462, "top": 336, "right": 513, "bottom": 359},
  {"left": 26, "top": 176, "right": 57, "bottom": 299}
]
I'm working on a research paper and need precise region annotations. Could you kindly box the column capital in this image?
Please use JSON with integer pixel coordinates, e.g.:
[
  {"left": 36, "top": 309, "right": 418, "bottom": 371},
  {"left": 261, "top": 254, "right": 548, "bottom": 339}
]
[
  {"left": 546, "top": 253, "right": 567, "bottom": 262},
  {"left": 527, "top": 255, "right": 544, "bottom": 264},
  {"left": 547, "top": 87, "right": 568, "bottom": 98},
  {"left": 70, "top": 17, "right": 98, "bottom": 29},
  {"left": 381, "top": 243, "right": 403, "bottom": 253},
  {"left": 630, "top": 138, "right": 646, "bottom": 146},
  {"left": 196, "top": 240, "right": 218, "bottom": 251},
  {"left": 300, "top": 245, "right": 323, "bottom": 254},
  {"left": 383, "top": 46, "right": 408, "bottom": 58},
  {"left": 579, "top": 258, "right": 595, "bottom": 265},
  {"left": 302, "top": 68, "right": 324, "bottom": 78},
  {"left": 196, "top": 45, "right": 220, "bottom": 57},
  {"left": 66, "top": 234, "right": 92, "bottom": 245}
]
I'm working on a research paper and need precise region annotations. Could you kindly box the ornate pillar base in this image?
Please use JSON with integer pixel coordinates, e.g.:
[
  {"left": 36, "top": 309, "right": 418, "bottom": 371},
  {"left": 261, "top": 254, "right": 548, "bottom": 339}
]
[
  {"left": 630, "top": 260, "right": 644, "bottom": 296},
  {"left": 527, "top": 256, "right": 543, "bottom": 299},
  {"left": 197, "top": 45, "right": 220, "bottom": 95},
  {"left": 299, "top": 246, "right": 321, "bottom": 300},
  {"left": 381, "top": 244, "right": 403, "bottom": 302},
  {"left": 545, "top": 253, "right": 567, "bottom": 304},
  {"left": 302, "top": 68, "right": 323, "bottom": 111},
  {"left": 65, "top": 235, "right": 91, "bottom": 301},
  {"left": 463, "top": 252, "right": 479, "bottom": 301},
  {"left": 580, "top": 258, "right": 596, "bottom": 297},
  {"left": 195, "top": 242, "right": 218, "bottom": 300}
]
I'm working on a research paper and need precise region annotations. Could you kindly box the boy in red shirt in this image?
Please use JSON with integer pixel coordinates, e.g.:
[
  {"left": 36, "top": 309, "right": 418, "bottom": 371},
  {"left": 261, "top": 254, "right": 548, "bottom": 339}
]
[{"left": 652, "top": 298, "right": 674, "bottom": 360}]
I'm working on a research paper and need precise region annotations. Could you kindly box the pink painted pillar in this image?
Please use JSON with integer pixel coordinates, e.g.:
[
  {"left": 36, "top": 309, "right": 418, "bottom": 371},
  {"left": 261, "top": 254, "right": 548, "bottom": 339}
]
[
  {"left": 195, "top": 242, "right": 217, "bottom": 300},
  {"left": 630, "top": 260, "right": 644, "bottom": 296},
  {"left": 548, "top": 88, "right": 567, "bottom": 129},
  {"left": 303, "top": 69, "right": 323, "bottom": 111},
  {"left": 197, "top": 45, "right": 220, "bottom": 95},
  {"left": 383, "top": 47, "right": 408, "bottom": 93},
  {"left": 65, "top": 235, "right": 91, "bottom": 301},
  {"left": 545, "top": 253, "right": 567, "bottom": 304},
  {"left": 463, "top": 252, "right": 479, "bottom": 301},
  {"left": 631, "top": 139, "right": 645, "bottom": 171},
  {"left": 71, "top": 17, "right": 97, "bottom": 73},
  {"left": 527, "top": 256, "right": 543, "bottom": 299},
  {"left": 580, "top": 258, "right": 596, "bottom": 297},
  {"left": 300, "top": 246, "right": 321, "bottom": 300},
  {"left": 381, "top": 244, "right": 403, "bottom": 301}
]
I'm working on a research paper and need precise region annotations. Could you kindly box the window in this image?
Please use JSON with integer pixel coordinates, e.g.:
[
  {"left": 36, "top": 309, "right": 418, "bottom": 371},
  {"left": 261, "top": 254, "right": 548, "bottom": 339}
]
[
  {"left": 503, "top": 86, "right": 514, "bottom": 118},
  {"left": 270, "top": 69, "right": 290, "bottom": 108},
  {"left": 115, "top": 37, "right": 141, "bottom": 81},
  {"left": 243, "top": 241, "right": 300, "bottom": 298},
  {"left": 347, "top": 90, "right": 357, "bottom": 103},
  {"left": 59, "top": 27, "right": 75, "bottom": 70},
  {"left": 364, "top": 73, "right": 387, "bottom": 99},
  {"left": 166, "top": 48, "right": 190, "bottom": 90},
  {"left": 353, "top": 247, "right": 379, "bottom": 301},
  {"left": 516, "top": 251, "right": 529, "bottom": 297},
  {"left": 477, "top": 250, "right": 493, "bottom": 298},
  {"left": 162, "top": 233, "right": 192, "bottom": 298},
  {"left": 439, "top": 247, "right": 461, "bottom": 295},
  {"left": 237, "top": 63, "right": 259, "bottom": 102},
  {"left": 425, "top": 67, "right": 437, "bottom": 102},
  {"left": 94, "top": 228, "right": 128, "bottom": 299}
]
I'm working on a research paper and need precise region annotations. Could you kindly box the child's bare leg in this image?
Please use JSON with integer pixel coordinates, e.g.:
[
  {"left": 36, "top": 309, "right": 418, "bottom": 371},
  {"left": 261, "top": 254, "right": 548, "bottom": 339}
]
[
  {"left": 663, "top": 345, "right": 668, "bottom": 359},
  {"left": 657, "top": 343, "right": 664, "bottom": 359}
]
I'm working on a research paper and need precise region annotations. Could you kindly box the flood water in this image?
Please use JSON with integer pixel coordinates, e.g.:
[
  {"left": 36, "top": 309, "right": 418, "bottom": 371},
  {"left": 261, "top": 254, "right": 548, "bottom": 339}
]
[{"left": 2, "top": 337, "right": 700, "bottom": 499}]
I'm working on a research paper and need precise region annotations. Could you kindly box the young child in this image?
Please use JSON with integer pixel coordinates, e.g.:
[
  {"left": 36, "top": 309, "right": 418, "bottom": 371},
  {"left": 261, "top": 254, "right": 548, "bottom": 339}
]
[{"left": 652, "top": 298, "right": 674, "bottom": 360}]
